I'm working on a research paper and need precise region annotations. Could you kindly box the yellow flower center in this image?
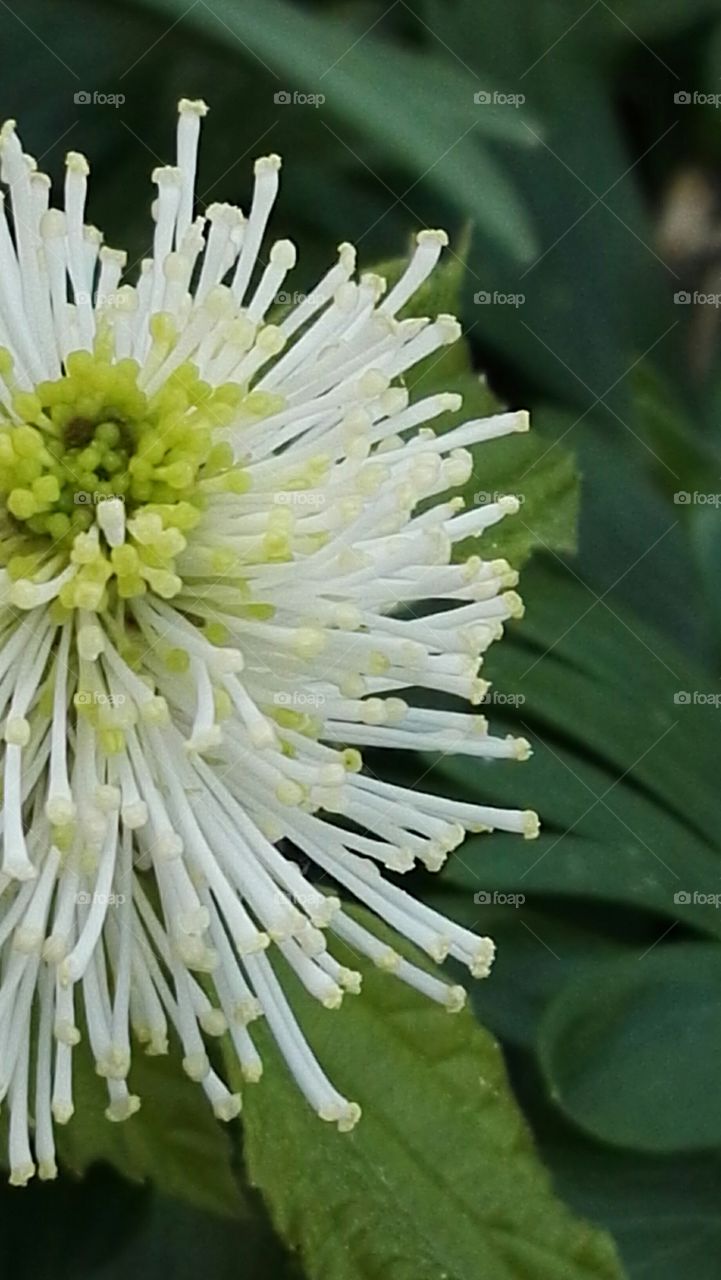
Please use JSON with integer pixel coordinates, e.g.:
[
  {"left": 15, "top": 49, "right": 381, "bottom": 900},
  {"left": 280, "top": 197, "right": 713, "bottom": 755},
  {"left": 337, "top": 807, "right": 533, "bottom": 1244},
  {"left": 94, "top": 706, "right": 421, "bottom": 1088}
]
[{"left": 0, "top": 338, "right": 280, "bottom": 610}]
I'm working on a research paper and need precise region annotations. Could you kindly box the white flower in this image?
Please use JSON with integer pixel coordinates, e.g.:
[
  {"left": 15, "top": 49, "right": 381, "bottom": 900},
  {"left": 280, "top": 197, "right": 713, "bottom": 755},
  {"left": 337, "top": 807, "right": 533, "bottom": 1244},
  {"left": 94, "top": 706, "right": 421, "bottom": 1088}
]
[{"left": 0, "top": 100, "right": 537, "bottom": 1186}]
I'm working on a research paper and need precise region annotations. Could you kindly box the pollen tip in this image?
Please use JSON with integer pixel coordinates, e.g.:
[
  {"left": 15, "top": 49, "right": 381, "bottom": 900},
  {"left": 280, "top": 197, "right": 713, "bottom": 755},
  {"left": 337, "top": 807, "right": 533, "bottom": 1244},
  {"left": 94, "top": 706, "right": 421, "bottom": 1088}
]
[
  {"left": 254, "top": 153, "right": 282, "bottom": 175},
  {"left": 417, "top": 227, "right": 448, "bottom": 247},
  {"left": 65, "top": 150, "right": 89, "bottom": 176},
  {"left": 43, "top": 936, "right": 68, "bottom": 964},
  {"left": 437, "top": 313, "right": 461, "bottom": 343},
  {"left": 121, "top": 801, "right": 148, "bottom": 830},
  {"left": 270, "top": 238, "right": 297, "bottom": 269},
  {"left": 146, "top": 1032, "right": 169, "bottom": 1056},
  {"left": 322, "top": 985, "right": 344, "bottom": 1010},
  {"left": 339, "top": 1102, "right": 361, "bottom": 1132},
  {"left": 5, "top": 715, "right": 30, "bottom": 746},
  {"left": 503, "top": 590, "right": 524, "bottom": 618},
  {"left": 12, "top": 926, "right": 43, "bottom": 954},
  {"left": 338, "top": 967, "right": 362, "bottom": 994},
  {"left": 337, "top": 241, "right": 356, "bottom": 270},
  {"left": 375, "top": 947, "right": 400, "bottom": 972},
  {"left": 9, "top": 1162, "right": 36, "bottom": 1188},
  {"left": 523, "top": 810, "right": 540, "bottom": 839},
  {"left": 445, "top": 985, "right": 467, "bottom": 1012},
  {"left": 41, "top": 208, "right": 66, "bottom": 238},
  {"left": 152, "top": 164, "right": 182, "bottom": 186},
  {"left": 498, "top": 494, "right": 520, "bottom": 515},
  {"left": 183, "top": 1052, "right": 210, "bottom": 1082},
  {"left": 99, "top": 245, "right": 127, "bottom": 266},
  {"left": 319, "top": 1101, "right": 361, "bottom": 1131},
  {"left": 213, "top": 1093, "right": 242, "bottom": 1122},
  {"left": 199, "top": 1008, "right": 227, "bottom": 1037},
  {"left": 52, "top": 1101, "right": 74, "bottom": 1125},
  {"left": 440, "top": 392, "right": 463, "bottom": 412},
  {"left": 178, "top": 97, "right": 209, "bottom": 117},
  {"left": 105, "top": 1094, "right": 141, "bottom": 1123}
]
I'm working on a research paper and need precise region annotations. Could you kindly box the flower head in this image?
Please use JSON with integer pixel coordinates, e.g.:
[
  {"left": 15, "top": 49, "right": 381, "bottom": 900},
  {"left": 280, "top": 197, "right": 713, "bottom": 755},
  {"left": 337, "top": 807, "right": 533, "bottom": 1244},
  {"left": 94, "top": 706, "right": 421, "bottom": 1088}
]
[{"left": 0, "top": 100, "right": 537, "bottom": 1185}]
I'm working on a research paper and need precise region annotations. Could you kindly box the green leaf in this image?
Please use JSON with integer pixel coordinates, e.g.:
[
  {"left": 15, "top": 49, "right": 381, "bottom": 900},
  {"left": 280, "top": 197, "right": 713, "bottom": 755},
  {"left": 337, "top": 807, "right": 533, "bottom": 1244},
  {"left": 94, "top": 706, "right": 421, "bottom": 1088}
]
[
  {"left": 689, "top": 501, "right": 721, "bottom": 655},
  {"left": 130, "top": 0, "right": 538, "bottom": 261},
  {"left": 532, "top": 403, "right": 708, "bottom": 661},
  {"left": 510, "top": 1061, "right": 721, "bottom": 1280},
  {"left": 586, "top": 0, "right": 721, "bottom": 41},
  {"left": 442, "top": 830, "right": 721, "bottom": 940},
  {"left": 459, "top": 58, "right": 671, "bottom": 412},
  {"left": 630, "top": 364, "right": 721, "bottom": 497},
  {"left": 54, "top": 1037, "right": 245, "bottom": 1219},
  {"left": 537, "top": 944, "right": 721, "bottom": 1153},
  {"left": 437, "top": 558, "right": 721, "bottom": 936},
  {"left": 231, "top": 915, "right": 626, "bottom": 1280},
  {"left": 425, "top": 894, "right": 632, "bottom": 1051}
]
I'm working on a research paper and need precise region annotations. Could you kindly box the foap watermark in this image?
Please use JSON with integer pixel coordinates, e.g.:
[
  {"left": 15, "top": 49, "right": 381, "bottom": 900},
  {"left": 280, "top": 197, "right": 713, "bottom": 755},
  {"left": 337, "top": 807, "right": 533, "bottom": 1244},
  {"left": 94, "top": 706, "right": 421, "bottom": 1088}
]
[
  {"left": 474, "top": 490, "right": 525, "bottom": 505},
  {"left": 274, "top": 90, "right": 325, "bottom": 108},
  {"left": 74, "top": 491, "right": 126, "bottom": 506},
  {"left": 674, "top": 690, "right": 721, "bottom": 707},
  {"left": 288, "top": 887, "right": 327, "bottom": 915},
  {"left": 275, "top": 290, "right": 308, "bottom": 306},
  {"left": 474, "top": 90, "right": 525, "bottom": 108},
  {"left": 75, "top": 891, "right": 126, "bottom": 906},
  {"left": 75, "top": 289, "right": 125, "bottom": 308},
  {"left": 273, "top": 691, "right": 326, "bottom": 708},
  {"left": 473, "top": 890, "right": 525, "bottom": 907},
  {"left": 674, "top": 491, "right": 721, "bottom": 507},
  {"left": 274, "top": 491, "right": 326, "bottom": 507},
  {"left": 674, "top": 890, "right": 721, "bottom": 908},
  {"left": 474, "top": 289, "right": 525, "bottom": 308},
  {"left": 480, "top": 691, "right": 526, "bottom": 708},
  {"left": 74, "top": 90, "right": 125, "bottom": 109},
  {"left": 76, "top": 691, "right": 126, "bottom": 707},
  {"left": 674, "top": 90, "right": 721, "bottom": 107},
  {"left": 674, "top": 290, "right": 721, "bottom": 307}
]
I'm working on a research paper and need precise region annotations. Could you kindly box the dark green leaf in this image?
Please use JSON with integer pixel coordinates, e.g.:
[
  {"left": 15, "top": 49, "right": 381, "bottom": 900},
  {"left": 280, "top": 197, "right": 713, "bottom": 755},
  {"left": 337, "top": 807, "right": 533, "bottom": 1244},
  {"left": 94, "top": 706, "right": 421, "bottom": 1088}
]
[
  {"left": 537, "top": 944, "right": 721, "bottom": 1152},
  {"left": 232, "top": 915, "right": 626, "bottom": 1280},
  {"left": 130, "top": 0, "right": 539, "bottom": 261},
  {"left": 437, "top": 558, "right": 721, "bottom": 938},
  {"left": 55, "top": 1037, "right": 245, "bottom": 1219},
  {"left": 425, "top": 894, "right": 635, "bottom": 1050},
  {"left": 533, "top": 403, "right": 709, "bottom": 662},
  {"left": 511, "top": 1059, "right": 721, "bottom": 1280}
]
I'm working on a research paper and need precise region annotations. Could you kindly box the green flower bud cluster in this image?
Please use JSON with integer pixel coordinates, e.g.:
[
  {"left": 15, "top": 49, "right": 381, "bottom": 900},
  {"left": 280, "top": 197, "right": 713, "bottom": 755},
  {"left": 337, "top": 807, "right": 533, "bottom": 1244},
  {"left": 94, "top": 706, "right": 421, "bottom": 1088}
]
[{"left": 0, "top": 348, "right": 263, "bottom": 610}]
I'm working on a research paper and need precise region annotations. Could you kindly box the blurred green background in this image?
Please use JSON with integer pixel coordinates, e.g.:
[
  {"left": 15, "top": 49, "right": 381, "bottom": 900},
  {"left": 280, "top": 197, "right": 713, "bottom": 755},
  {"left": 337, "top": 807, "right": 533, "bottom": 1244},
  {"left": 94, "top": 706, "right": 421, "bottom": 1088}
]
[{"left": 4, "top": 1, "right": 721, "bottom": 1276}]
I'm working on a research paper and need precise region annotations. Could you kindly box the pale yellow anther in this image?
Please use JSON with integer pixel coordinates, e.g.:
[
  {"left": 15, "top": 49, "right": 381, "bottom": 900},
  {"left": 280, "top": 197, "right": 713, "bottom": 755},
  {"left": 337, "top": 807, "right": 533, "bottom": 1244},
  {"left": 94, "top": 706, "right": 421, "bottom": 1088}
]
[
  {"left": 178, "top": 97, "right": 209, "bottom": 117},
  {"left": 523, "top": 811, "right": 540, "bottom": 839},
  {"left": 254, "top": 153, "right": 282, "bottom": 175},
  {"left": 5, "top": 715, "right": 30, "bottom": 746},
  {"left": 65, "top": 150, "right": 89, "bottom": 176}
]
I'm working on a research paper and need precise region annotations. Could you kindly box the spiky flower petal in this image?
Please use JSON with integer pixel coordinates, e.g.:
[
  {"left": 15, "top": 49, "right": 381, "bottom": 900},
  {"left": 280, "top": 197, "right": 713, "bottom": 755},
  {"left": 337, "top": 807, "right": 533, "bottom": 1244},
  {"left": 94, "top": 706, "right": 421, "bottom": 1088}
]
[{"left": 0, "top": 100, "right": 537, "bottom": 1185}]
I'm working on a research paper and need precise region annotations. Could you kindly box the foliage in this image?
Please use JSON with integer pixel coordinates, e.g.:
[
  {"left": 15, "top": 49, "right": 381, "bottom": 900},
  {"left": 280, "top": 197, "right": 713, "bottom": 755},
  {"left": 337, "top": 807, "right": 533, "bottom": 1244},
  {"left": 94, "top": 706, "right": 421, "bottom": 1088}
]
[{"left": 235, "top": 915, "right": 623, "bottom": 1280}]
